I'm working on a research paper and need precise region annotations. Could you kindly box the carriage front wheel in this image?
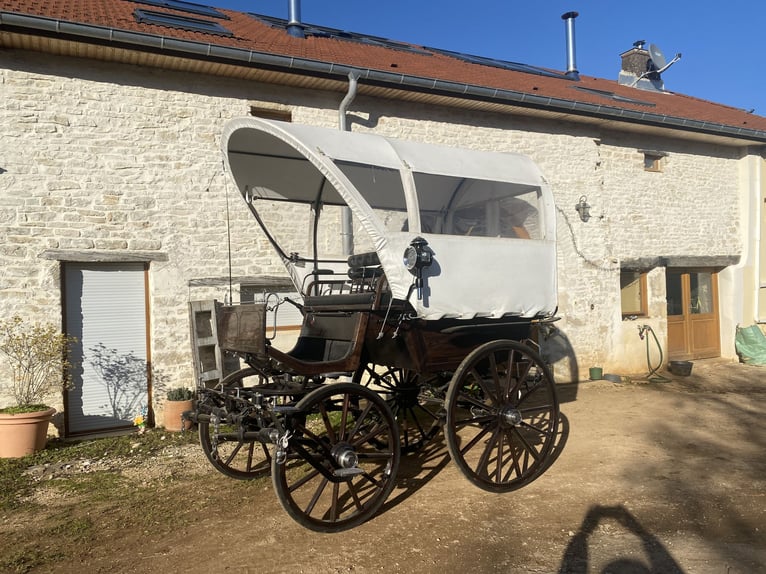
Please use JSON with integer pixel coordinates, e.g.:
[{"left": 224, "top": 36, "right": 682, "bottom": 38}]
[
  {"left": 198, "top": 368, "right": 271, "bottom": 480},
  {"left": 444, "top": 339, "right": 559, "bottom": 492},
  {"left": 272, "top": 382, "right": 401, "bottom": 532}
]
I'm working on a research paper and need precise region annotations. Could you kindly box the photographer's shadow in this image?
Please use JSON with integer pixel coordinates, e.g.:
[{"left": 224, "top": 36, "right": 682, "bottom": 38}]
[{"left": 558, "top": 505, "right": 684, "bottom": 573}]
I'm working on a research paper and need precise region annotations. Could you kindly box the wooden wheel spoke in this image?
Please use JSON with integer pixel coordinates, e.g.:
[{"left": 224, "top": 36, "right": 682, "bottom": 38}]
[
  {"left": 338, "top": 394, "right": 351, "bottom": 442},
  {"left": 289, "top": 465, "right": 322, "bottom": 492},
  {"left": 408, "top": 407, "right": 430, "bottom": 438},
  {"left": 517, "top": 377, "right": 546, "bottom": 405},
  {"left": 351, "top": 422, "right": 390, "bottom": 448},
  {"left": 487, "top": 354, "right": 503, "bottom": 403},
  {"left": 293, "top": 423, "right": 333, "bottom": 458},
  {"left": 347, "top": 399, "right": 374, "bottom": 439},
  {"left": 329, "top": 482, "right": 340, "bottom": 522},
  {"left": 495, "top": 426, "right": 505, "bottom": 482},
  {"left": 347, "top": 479, "right": 364, "bottom": 512},
  {"left": 453, "top": 413, "right": 494, "bottom": 429},
  {"left": 476, "top": 425, "right": 501, "bottom": 478},
  {"left": 471, "top": 368, "right": 499, "bottom": 405},
  {"left": 501, "top": 432, "right": 524, "bottom": 483},
  {"left": 459, "top": 422, "right": 493, "bottom": 457},
  {"left": 319, "top": 402, "right": 337, "bottom": 443},
  {"left": 509, "top": 425, "right": 543, "bottom": 462},
  {"left": 414, "top": 402, "right": 441, "bottom": 422},
  {"left": 518, "top": 418, "right": 554, "bottom": 438},
  {"left": 502, "top": 349, "right": 515, "bottom": 399},
  {"left": 376, "top": 374, "right": 397, "bottom": 391},
  {"left": 456, "top": 389, "right": 495, "bottom": 412},
  {"left": 245, "top": 442, "right": 255, "bottom": 470},
  {"left": 507, "top": 351, "right": 532, "bottom": 401},
  {"left": 303, "top": 475, "right": 328, "bottom": 516},
  {"left": 222, "top": 441, "right": 243, "bottom": 465},
  {"left": 518, "top": 401, "right": 555, "bottom": 416},
  {"left": 360, "top": 471, "right": 386, "bottom": 489}
]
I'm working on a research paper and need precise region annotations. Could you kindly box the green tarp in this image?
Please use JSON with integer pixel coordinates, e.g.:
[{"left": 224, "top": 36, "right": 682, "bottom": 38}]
[{"left": 735, "top": 325, "right": 766, "bottom": 366}]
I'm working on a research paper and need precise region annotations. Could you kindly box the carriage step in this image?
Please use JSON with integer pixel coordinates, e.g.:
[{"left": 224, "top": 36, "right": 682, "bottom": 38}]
[{"left": 334, "top": 467, "right": 365, "bottom": 478}]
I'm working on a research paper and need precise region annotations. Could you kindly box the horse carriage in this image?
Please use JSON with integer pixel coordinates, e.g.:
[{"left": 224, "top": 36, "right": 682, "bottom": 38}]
[{"left": 188, "top": 117, "right": 560, "bottom": 532}]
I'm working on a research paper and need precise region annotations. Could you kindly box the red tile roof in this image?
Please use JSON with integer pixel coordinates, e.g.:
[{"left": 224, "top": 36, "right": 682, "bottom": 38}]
[{"left": 2, "top": 0, "right": 766, "bottom": 139}]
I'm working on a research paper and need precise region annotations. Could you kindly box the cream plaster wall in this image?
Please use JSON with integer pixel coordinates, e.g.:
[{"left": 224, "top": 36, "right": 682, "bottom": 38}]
[{"left": 0, "top": 49, "right": 752, "bottom": 416}]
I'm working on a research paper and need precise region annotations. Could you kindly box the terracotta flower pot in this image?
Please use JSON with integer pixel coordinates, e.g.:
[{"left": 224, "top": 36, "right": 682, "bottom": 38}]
[
  {"left": 163, "top": 400, "right": 193, "bottom": 432},
  {"left": 0, "top": 407, "right": 56, "bottom": 458}
]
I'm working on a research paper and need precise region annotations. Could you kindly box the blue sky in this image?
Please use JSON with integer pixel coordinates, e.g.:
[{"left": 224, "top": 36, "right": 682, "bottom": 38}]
[{"left": 212, "top": 1, "right": 765, "bottom": 117}]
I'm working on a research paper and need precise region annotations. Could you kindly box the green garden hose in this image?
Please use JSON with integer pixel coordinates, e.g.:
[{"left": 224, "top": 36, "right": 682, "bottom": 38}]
[{"left": 641, "top": 325, "right": 671, "bottom": 383}]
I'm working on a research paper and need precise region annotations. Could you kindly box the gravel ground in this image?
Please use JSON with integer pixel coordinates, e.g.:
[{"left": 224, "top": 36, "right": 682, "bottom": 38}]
[{"left": 4, "top": 357, "right": 765, "bottom": 574}]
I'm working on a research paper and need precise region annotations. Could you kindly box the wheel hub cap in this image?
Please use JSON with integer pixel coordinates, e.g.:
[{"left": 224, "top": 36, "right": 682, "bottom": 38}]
[
  {"left": 332, "top": 443, "right": 359, "bottom": 469},
  {"left": 501, "top": 407, "right": 522, "bottom": 426}
]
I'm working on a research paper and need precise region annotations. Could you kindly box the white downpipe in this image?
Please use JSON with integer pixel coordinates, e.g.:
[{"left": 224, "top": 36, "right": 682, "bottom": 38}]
[
  {"left": 339, "top": 71, "right": 360, "bottom": 255},
  {"left": 753, "top": 153, "right": 763, "bottom": 323}
]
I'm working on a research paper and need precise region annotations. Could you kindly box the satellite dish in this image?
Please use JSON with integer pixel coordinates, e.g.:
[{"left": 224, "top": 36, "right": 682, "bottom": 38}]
[
  {"left": 628, "top": 41, "right": 682, "bottom": 88},
  {"left": 648, "top": 44, "right": 667, "bottom": 70},
  {"left": 648, "top": 43, "right": 681, "bottom": 74}
]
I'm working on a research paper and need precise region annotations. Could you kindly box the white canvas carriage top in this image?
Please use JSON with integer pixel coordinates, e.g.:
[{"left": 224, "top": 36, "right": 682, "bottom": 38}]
[{"left": 222, "top": 117, "right": 557, "bottom": 321}]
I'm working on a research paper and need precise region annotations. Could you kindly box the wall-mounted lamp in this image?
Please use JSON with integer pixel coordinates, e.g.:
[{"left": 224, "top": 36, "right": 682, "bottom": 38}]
[{"left": 575, "top": 195, "right": 591, "bottom": 222}]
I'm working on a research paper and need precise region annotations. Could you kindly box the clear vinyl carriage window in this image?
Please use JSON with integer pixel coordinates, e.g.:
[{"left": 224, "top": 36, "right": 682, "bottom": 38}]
[{"left": 411, "top": 172, "right": 542, "bottom": 239}]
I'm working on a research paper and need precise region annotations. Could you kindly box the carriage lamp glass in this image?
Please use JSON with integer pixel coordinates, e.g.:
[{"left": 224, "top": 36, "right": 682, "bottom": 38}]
[{"left": 403, "top": 236, "right": 432, "bottom": 272}]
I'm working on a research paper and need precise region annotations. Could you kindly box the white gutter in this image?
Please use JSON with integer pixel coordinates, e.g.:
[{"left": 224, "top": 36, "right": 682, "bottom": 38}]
[{"left": 2, "top": 11, "right": 766, "bottom": 144}]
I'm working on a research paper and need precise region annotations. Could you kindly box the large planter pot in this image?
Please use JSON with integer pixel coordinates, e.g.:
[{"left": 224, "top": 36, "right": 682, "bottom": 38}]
[
  {"left": 163, "top": 400, "right": 193, "bottom": 432},
  {"left": 0, "top": 407, "right": 56, "bottom": 458}
]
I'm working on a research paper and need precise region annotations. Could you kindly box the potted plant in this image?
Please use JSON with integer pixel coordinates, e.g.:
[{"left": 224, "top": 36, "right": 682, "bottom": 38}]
[
  {"left": 0, "top": 316, "right": 76, "bottom": 458},
  {"left": 163, "top": 387, "right": 195, "bottom": 432}
]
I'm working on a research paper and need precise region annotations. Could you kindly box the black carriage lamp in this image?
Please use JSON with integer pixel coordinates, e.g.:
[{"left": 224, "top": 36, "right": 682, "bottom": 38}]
[
  {"left": 575, "top": 195, "right": 591, "bottom": 222},
  {"left": 403, "top": 236, "right": 433, "bottom": 300}
]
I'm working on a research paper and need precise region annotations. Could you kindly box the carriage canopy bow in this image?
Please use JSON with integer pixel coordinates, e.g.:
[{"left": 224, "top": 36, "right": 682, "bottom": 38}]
[{"left": 221, "top": 117, "right": 557, "bottom": 321}]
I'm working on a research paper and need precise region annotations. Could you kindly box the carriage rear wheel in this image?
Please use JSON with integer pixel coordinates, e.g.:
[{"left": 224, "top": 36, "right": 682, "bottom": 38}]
[
  {"left": 272, "top": 382, "right": 400, "bottom": 532},
  {"left": 353, "top": 364, "right": 444, "bottom": 454},
  {"left": 198, "top": 368, "right": 271, "bottom": 480},
  {"left": 444, "top": 340, "right": 559, "bottom": 492}
]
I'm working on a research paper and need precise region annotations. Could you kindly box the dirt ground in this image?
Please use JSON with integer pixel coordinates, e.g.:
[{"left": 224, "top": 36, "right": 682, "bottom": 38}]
[{"left": 4, "top": 358, "right": 766, "bottom": 573}]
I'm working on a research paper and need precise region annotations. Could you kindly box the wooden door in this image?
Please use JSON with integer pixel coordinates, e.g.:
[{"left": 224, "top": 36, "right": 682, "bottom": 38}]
[{"left": 666, "top": 270, "right": 720, "bottom": 360}]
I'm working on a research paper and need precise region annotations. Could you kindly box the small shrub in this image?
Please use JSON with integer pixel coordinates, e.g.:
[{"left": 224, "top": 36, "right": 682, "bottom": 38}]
[
  {"left": 166, "top": 387, "right": 195, "bottom": 401},
  {"left": 0, "top": 316, "right": 77, "bottom": 410}
]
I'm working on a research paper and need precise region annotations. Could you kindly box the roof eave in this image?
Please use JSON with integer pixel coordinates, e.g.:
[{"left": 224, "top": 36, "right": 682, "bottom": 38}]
[{"left": 2, "top": 10, "right": 765, "bottom": 147}]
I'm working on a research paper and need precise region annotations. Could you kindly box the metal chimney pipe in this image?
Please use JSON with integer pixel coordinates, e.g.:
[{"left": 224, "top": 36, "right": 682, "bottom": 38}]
[
  {"left": 287, "top": 0, "right": 304, "bottom": 38},
  {"left": 561, "top": 11, "right": 580, "bottom": 80}
]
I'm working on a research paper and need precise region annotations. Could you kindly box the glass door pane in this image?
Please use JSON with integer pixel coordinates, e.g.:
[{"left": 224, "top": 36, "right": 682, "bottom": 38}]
[
  {"left": 666, "top": 271, "right": 684, "bottom": 316},
  {"left": 689, "top": 272, "right": 713, "bottom": 314}
]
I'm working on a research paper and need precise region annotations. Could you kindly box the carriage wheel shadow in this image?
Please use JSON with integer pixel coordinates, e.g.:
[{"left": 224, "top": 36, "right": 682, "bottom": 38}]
[
  {"left": 381, "top": 428, "right": 451, "bottom": 512},
  {"left": 378, "top": 407, "right": 570, "bottom": 516},
  {"left": 540, "top": 409, "right": 570, "bottom": 475}
]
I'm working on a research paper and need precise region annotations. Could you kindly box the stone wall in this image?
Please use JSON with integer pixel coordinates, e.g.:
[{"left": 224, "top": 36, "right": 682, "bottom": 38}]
[{"left": 0, "top": 49, "right": 745, "bottom": 415}]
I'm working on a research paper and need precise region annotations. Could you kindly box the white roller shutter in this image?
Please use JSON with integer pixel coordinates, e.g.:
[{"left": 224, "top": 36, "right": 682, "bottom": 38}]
[{"left": 65, "top": 263, "right": 148, "bottom": 435}]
